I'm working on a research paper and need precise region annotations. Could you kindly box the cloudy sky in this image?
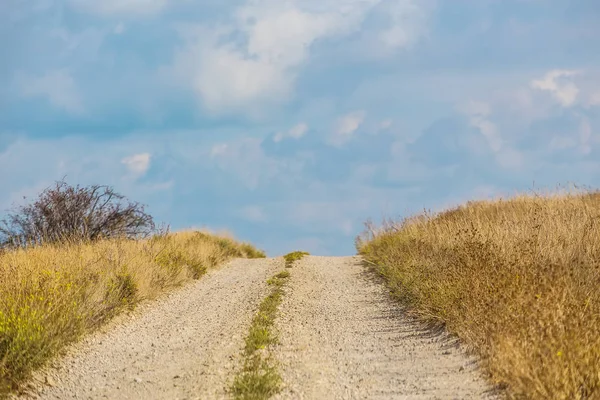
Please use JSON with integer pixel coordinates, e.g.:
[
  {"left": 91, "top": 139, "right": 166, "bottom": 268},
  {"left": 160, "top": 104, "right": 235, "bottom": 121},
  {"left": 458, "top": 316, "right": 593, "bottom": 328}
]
[{"left": 1, "top": 0, "right": 599, "bottom": 255}]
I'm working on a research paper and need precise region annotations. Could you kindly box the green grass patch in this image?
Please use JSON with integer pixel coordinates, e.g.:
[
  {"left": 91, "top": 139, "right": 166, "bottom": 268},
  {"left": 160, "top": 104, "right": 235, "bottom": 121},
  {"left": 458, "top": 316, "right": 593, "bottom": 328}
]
[
  {"left": 231, "top": 271, "right": 290, "bottom": 400},
  {"left": 231, "top": 355, "right": 281, "bottom": 400},
  {"left": 283, "top": 251, "right": 309, "bottom": 268},
  {"left": 273, "top": 271, "right": 290, "bottom": 280}
]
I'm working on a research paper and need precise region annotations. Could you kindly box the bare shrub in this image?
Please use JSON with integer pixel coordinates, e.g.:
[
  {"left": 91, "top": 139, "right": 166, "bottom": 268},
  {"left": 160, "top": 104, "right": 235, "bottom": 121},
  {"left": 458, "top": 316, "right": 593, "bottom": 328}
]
[{"left": 0, "top": 180, "right": 155, "bottom": 248}]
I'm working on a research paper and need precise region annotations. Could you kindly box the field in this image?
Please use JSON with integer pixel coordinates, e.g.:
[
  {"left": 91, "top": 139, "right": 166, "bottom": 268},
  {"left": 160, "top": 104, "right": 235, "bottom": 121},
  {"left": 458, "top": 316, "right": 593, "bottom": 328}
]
[
  {"left": 0, "top": 231, "right": 264, "bottom": 395},
  {"left": 358, "top": 190, "right": 600, "bottom": 399}
]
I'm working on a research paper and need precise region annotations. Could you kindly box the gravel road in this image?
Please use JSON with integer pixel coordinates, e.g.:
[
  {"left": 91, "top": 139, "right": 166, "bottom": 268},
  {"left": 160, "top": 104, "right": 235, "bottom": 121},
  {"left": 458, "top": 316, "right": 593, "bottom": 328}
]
[
  {"left": 21, "top": 256, "right": 496, "bottom": 399},
  {"left": 273, "top": 256, "right": 496, "bottom": 399},
  {"left": 21, "top": 258, "right": 282, "bottom": 400}
]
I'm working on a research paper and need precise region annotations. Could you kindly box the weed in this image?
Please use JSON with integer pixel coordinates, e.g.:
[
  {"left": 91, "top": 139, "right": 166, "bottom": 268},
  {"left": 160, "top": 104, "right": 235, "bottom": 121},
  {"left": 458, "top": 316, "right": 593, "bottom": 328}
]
[
  {"left": 231, "top": 355, "right": 281, "bottom": 400},
  {"left": 273, "top": 271, "right": 290, "bottom": 280},
  {"left": 231, "top": 271, "right": 290, "bottom": 400},
  {"left": 283, "top": 251, "right": 309, "bottom": 268}
]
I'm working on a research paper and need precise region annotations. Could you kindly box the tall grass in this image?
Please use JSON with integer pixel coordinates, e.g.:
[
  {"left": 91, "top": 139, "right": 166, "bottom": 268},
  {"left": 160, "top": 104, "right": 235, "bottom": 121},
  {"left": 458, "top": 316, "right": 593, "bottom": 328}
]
[
  {"left": 358, "top": 190, "right": 600, "bottom": 399},
  {"left": 0, "top": 231, "right": 265, "bottom": 395}
]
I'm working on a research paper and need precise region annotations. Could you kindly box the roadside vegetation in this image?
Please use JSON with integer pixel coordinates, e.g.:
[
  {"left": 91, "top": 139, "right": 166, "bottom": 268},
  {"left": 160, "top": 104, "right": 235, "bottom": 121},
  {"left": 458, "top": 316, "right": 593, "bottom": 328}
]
[
  {"left": 231, "top": 270, "right": 290, "bottom": 400},
  {"left": 357, "top": 189, "right": 600, "bottom": 399},
  {"left": 0, "top": 181, "right": 265, "bottom": 396},
  {"left": 283, "top": 251, "right": 309, "bottom": 268}
]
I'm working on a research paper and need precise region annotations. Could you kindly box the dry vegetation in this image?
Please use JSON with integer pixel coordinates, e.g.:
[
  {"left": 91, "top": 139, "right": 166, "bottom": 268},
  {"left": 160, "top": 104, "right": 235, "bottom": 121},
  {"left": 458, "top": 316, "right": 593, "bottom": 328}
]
[
  {"left": 0, "top": 231, "right": 265, "bottom": 396},
  {"left": 357, "top": 190, "right": 600, "bottom": 399}
]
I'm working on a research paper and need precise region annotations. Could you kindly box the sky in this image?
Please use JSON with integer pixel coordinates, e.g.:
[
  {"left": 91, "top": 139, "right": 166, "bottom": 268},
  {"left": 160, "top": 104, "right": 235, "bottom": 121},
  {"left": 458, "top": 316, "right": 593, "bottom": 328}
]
[{"left": 1, "top": 0, "right": 599, "bottom": 256}]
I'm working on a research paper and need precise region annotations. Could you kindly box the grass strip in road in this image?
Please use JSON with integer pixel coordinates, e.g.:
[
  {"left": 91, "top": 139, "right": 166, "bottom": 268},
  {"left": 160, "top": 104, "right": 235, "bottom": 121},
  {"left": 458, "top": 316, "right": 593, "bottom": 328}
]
[
  {"left": 283, "top": 251, "right": 309, "bottom": 268},
  {"left": 231, "top": 270, "right": 290, "bottom": 400}
]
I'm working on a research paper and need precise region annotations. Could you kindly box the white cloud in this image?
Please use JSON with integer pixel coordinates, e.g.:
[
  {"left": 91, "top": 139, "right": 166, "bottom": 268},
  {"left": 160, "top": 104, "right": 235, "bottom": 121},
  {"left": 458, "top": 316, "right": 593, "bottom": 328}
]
[
  {"left": 337, "top": 111, "right": 366, "bottom": 135},
  {"left": 172, "top": 0, "right": 430, "bottom": 116},
  {"left": 273, "top": 123, "right": 308, "bottom": 142},
  {"left": 460, "top": 101, "right": 502, "bottom": 152},
  {"left": 289, "top": 123, "right": 308, "bottom": 139},
  {"left": 16, "top": 69, "right": 84, "bottom": 114},
  {"left": 174, "top": 2, "right": 355, "bottom": 115},
  {"left": 531, "top": 69, "right": 580, "bottom": 107},
  {"left": 378, "top": 0, "right": 430, "bottom": 50},
  {"left": 329, "top": 110, "right": 366, "bottom": 146},
  {"left": 69, "top": 0, "right": 167, "bottom": 15},
  {"left": 188, "top": 38, "right": 294, "bottom": 116},
  {"left": 459, "top": 100, "right": 524, "bottom": 169},
  {"left": 122, "top": 153, "right": 151, "bottom": 178},
  {"left": 470, "top": 117, "right": 502, "bottom": 152}
]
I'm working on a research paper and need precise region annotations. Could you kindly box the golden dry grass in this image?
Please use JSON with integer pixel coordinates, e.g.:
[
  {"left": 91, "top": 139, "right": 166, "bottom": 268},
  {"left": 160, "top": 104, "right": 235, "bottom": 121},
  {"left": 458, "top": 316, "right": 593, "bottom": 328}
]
[
  {"left": 358, "top": 190, "right": 600, "bottom": 399},
  {"left": 0, "top": 231, "right": 265, "bottom": 395}
]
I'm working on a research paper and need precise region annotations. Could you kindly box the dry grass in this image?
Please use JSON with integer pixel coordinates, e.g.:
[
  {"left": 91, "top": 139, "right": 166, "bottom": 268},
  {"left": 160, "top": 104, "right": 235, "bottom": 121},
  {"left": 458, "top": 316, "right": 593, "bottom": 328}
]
[
  {"left": 358, "top": 190, "right": 600, "bottom": 399},
  {"left": 0, "top": 231, "right": 265, "bottom": 396}
]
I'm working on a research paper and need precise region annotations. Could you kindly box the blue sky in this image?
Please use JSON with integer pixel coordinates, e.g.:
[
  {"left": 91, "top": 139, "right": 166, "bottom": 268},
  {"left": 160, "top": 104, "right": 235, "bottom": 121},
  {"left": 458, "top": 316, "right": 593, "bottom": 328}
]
[{"left": 1, "top": 0, "right": 599, "bottom": 255}]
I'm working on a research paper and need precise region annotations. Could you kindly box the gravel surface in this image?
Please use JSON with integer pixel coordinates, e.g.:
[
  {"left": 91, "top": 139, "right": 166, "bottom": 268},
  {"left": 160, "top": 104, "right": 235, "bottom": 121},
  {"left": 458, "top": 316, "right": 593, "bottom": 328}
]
[
  {"left": 273, "top": 256, "right": 497, "bottom": 399},
  {"left": 19, "top": 258, "right": 282, "bottom": 400},
  {"left": 19, "top": 255, "right": 498, "bottom": 400}
]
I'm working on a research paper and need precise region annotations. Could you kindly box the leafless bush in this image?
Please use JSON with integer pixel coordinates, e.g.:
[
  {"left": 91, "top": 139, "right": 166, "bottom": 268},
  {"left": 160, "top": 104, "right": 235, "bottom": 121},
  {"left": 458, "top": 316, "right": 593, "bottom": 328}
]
[{"left": 0, "top": 180, "right": 155, "bottom": 248}]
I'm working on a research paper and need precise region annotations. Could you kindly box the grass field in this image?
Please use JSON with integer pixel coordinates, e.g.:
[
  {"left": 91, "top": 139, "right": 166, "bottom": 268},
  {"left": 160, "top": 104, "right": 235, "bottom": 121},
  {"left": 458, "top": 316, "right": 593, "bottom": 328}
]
[
  {"left": 358, "top": 190, "right": 600, "bottom": 399},
  {"left": 0, "top": 231, "right": 264, "bottom": 395}
]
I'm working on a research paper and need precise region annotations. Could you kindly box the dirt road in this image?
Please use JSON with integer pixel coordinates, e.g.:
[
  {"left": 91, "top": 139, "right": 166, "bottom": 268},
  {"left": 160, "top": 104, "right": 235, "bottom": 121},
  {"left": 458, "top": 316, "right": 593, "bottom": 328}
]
[
  {"left": 23, "top": 256, "right": 495, "bottom": 399},
  {"left": 23, "top": 258, "right": 282, "bottom": 400},
  {"left": 273, "top": 256, "right": 495, "bottom": 399}
]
